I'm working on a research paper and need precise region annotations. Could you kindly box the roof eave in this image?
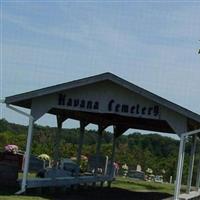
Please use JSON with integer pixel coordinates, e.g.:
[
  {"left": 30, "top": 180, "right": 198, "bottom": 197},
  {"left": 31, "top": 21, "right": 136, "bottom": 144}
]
[{"left": 4, "top": 72, "right": 200, "bottom": 124}]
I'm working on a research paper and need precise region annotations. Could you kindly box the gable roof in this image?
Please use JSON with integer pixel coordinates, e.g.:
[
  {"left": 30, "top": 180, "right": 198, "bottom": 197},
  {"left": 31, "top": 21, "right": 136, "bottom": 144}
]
[{"left": 5, "top": 72, "right": 200, "bottom": 124}]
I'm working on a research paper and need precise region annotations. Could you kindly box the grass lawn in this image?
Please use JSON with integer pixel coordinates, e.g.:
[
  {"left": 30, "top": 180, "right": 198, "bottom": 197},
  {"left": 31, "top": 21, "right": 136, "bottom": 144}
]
[
  {"left": 0, "top": 177, "right": 175, "bottom": 200},
  {"left": 0, "top": 197, "right": 48, "bottom": 200},
  {"left": 112, "top": 177, "right": 174, "bottom": 194},
  {"left": 0, "top": 187, "right": 50, "bottom": 200}
]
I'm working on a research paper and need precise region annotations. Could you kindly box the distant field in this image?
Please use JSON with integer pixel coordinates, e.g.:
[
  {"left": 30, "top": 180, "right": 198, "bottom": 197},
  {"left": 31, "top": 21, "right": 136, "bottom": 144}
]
[{"left": 0, "top": 177, "right": 174, "bottom": 200}]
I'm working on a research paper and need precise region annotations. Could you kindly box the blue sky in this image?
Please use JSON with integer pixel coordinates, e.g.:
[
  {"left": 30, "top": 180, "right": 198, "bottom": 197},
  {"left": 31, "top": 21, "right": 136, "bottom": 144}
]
[{"left": 0, "top": 1, "right": 200, "bottom": 138}]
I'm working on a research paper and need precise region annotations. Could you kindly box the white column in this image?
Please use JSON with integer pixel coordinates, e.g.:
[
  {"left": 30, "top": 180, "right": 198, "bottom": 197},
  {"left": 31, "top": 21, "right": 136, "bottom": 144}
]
[
  {"left": 174, "top": 134, "right": 186, "bottom": 200},
  {"left": 6, "top": 105, "right": 35, "bottom": 194},
  {"left": 20, "top": 116, "right": 34, "bottom": 193},
  {"left": 104, "top": 156, "right": 109, "bottom": 175},
  {"left": 196, "top": 139, "right": 200, "bottom": 191},
  {"left": 196, "top": 158, "right": 200, "bottom": 190},
  {"left": 186, "top": 135, "right": 197, "bottom": 193}
]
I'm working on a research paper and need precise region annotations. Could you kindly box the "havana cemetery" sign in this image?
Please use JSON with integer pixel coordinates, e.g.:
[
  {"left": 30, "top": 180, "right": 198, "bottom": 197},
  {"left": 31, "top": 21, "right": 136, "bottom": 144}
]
[{"left": 58, "top": 94, "right": 160, "bottom": 119}]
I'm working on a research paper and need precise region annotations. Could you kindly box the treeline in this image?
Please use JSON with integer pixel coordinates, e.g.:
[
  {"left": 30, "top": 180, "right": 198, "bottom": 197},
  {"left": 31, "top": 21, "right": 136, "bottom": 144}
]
[{"left": 0, "top": 119, "right": 198, "bottom": 184}]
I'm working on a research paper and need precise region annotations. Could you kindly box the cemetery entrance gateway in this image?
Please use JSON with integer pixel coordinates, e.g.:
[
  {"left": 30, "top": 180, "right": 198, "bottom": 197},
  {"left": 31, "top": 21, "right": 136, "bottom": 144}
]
[{"left": 3, "top": 72, "right": 200, "bottom": 200}]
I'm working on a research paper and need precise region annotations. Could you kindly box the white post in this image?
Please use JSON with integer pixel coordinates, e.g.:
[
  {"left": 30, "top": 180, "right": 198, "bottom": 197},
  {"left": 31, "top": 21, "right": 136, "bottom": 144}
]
[
  {"left": 6, "top": 105, "right": 34, "bottom": 194},
  {"left": 104, "top": 156, "right": 109, "bottom": 175},
  {"left": 180, "top": 138, "right": 186, "bottom": 187},
  {"left": 196, "top": 159, "right": 200, "bottom": 191},
  {"left": 174, "top": 134, "right": 186, "bottom": 200},
  {"left": 196, "top": 139, "right": 200, "bottom": 191},
  {"left": 18, "top": 116, "right": 34, "bottom": 193},
  {"left": 186, "top": 135, "right": 197, "bottom": 193}
]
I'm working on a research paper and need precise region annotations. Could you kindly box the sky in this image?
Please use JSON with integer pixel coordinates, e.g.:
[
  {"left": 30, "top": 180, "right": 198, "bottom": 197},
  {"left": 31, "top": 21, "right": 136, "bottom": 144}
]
[{"left": 0, "top": 1, "right": 200, "bottom": 139}]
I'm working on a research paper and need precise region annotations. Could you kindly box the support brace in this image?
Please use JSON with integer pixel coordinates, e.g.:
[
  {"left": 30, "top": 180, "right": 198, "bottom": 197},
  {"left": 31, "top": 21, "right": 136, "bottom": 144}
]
[
  {"left": 6, "top": 105, "right": 34, "bottom": 194},
  {"left": 20, "top": 116, "right": 34, "bottom": 193},
  {"left": 196, "top": 139, "right": 200, "bottom": 191}
]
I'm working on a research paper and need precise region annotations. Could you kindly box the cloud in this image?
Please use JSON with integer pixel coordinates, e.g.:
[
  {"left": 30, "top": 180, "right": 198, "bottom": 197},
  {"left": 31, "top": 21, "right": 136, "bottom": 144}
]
[
  {"left": 157, "top": 8, "right": 200, "bottom": 42},
  {"left": 2, "top": 3, "right": 200, "bottom": 116},
  {"left": 3, "top": 4, "right": 142, "bottom": 52}
]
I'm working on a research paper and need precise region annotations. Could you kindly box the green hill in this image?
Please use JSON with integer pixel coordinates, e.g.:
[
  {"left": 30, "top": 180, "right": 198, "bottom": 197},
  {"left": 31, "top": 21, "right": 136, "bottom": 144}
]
[{"left": 0, "top": 118, "right": 195, "bottom": 184}]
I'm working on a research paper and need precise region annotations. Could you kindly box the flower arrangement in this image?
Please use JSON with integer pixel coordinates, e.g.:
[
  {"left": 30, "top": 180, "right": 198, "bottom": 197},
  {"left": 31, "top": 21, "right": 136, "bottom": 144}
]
[
  {"left": 146, "top": 168, "right": 154, "bottom": 181},
  {"left": 122, "top": 163, "right": 129, "bottom": 177},
  {"left": 70, "top": 155, "right": 88, "bottom": 172},
  {"left": 38, "top": 154, "right": 51, "bottom": 168},
  {"left": 114, "top": 162, "right": 119, "bottom": 170},
  {"left": 4, "top": 144, "right": 19, "bottom": 154},
  {"left": 122, "top": 163, "right": 128, "bottom": 170},
  {"left": 146, "top": 168, "right": 153, "bottom": 174},
  {"left": 38, "top": 154, "right": 50, "bottom": 161}
]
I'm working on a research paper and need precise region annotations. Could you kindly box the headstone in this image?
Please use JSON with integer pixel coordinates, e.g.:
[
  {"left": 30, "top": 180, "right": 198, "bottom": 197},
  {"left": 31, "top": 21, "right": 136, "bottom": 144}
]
[
  {"left": 128, "top": 170, "right": 145, "bottom": 180},
  {"left": 87, "top": 155, "right": 107, "bottom": 174},
  {"left": 60, "top": 158, "right": 79, "bottom": 176},
  {"left": 136, "top": 164, "right": 142, "bottom": 172},
  {"left": 0, "top": 152, "right": 20, "bottom": 186},
  {"left": 170, "top": 176, "right": 173, "bottom": 184},
  {"left": 0, "top": 163, "right": 18, "bottom": 186},
  {"left": 29, "top": 155, "right": 44, "bottom": 171}
]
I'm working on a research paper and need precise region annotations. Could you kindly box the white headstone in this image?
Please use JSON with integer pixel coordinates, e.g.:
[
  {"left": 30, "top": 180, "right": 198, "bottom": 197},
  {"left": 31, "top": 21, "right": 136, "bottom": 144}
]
[{"left": 136, "top": 164, "right": 142, "bottom": 172}]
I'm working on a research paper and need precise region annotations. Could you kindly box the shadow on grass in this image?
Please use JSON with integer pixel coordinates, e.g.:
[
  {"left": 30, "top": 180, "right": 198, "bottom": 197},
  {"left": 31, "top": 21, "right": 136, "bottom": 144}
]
[
  {"left": 0, "top": 186, "right": 20, "bottom": 195},
  {"left": 0, "top": 186, "right": 173, "bottom": 200}
]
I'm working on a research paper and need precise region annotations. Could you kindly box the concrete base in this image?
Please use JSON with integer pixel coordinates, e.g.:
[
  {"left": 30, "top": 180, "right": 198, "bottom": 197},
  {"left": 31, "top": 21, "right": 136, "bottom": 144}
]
[
  {"left": 179, "top": 190, "right": 200, "bottom": 200},
  {"left": 18, "top": 175, "right": 113, "bottom": 189}
]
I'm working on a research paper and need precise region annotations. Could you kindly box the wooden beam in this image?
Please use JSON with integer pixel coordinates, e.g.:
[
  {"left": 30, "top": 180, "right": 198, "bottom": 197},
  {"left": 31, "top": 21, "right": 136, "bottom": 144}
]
[
  {"left": 114, "top": 125, "right": 129, "bottom": 138},
  {"left": 94, "top": 125, "right": 107, "bottom": 176},
  {"left": 53, "top": 115, "right": 67, "bottom": 167},
  {"left": 76, "top": 121, "right": 88, "bottom": 171}
]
